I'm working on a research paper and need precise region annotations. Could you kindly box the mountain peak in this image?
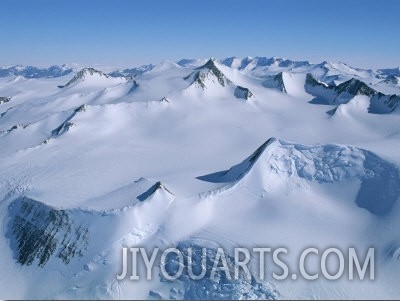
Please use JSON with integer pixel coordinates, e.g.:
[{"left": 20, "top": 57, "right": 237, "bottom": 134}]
[
  {"left": 198, "top": 138, "right": 400, "bottom": 216},
  {"left": 58, "top": 67, "right": 129, "bottom": 89},
  {"left": 185, "top": 59, "right": 232, "bottom": 89},
  {"left": 201, "top": 58, "right": 218, "bottom": 70},
  {"left": 136, "top": 181, "right": 174, "bottom": 202},
  {"left": 197, "top": 138, "right": 278, "bottom": 183},
  {"left": 334, "top": 78, "right": 376, "bottom": 97},
  {"left": 58, "top": 68, "right": 108, "bottom": 88},
  {"left": 77, "top": 67, "right": 106, "bottom": 77}
]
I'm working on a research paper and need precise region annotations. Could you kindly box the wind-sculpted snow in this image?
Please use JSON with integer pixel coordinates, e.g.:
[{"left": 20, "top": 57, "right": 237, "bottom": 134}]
[
  {"left": 199, "top": 138, "right": 400, "bottom": 215},
  {"left": 262, "top": 72, "right": 308, "bottom": 97}
]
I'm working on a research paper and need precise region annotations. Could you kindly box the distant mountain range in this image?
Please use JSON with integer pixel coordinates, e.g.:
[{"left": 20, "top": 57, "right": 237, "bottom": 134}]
[{"left": 1, "top": 57, "right": 399, "bottom": 80}]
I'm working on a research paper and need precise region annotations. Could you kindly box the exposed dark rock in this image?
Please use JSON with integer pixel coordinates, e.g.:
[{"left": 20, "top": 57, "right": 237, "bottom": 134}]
[
  {"left": 7, "top": 197, "right": 89, "bottom": 267},
  {"left": 0, "top": 96, "right": 11, "bottom": 104},
  {"left": 234, "top": 86, "right": 254, "bottom": 100}
]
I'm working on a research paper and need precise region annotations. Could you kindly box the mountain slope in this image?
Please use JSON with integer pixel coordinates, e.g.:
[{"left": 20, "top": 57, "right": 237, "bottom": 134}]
[
  {"left": 200, "top": 138, "right": 400, "bottom": 215},
  {"left": 305, "top": 73, "right": 400, "bottom": 113},
  {"left": 184, "top": 59, "right": 254, "bottom": 100},
  {"left": 58, "top": 68, "right": 129, "bottom": 89}
]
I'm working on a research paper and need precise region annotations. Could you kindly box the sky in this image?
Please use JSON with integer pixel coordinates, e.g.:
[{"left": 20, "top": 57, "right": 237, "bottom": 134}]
[{"left": 1, "top": 0, "right": 399, "bottom": 69}]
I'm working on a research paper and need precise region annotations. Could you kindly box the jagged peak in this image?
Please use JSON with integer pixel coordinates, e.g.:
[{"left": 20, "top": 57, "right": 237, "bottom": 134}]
[
  {"left": 58, "top": 67, "right": 110, "bottom": 88},
  {"left": 197, "top": 58, "right": 218, "bottom": 70},
  {"left": 198, "top": 138, "right": 278, "bottom": 184},
  {"left": 75, "top": 67, "right": 107, "bottom": 78},
  {"left": 136, "top": 181, "right": 174, "bottom": 201},
  {"left": 334, "top": 77, "right": 376, "bottom": 96},
  {"left": 185, "top": 58, "right": 232, "bottom": 89},
  {"left": 58, "top": 67, "right": 131, "bottom": 89},
  {"left": 305, "top": 73, "right": 330, "bottom": 88},
  {"left": 313, "top": 60, "right": 331, "bottom": 70},
  {"left": 75, "top": 104, "right": 88, "bottom": 112}
]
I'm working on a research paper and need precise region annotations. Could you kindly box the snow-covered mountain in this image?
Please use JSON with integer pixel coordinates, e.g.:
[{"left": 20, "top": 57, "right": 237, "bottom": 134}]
[
  {"left": 183, "top": 59, "right": 255, "bottom": 100},
  {"left": 58, "top": 67, "right": 132, "bottom": 89},
  {"left": 0, "top": 56, "right": 400, "bottom": 300}
]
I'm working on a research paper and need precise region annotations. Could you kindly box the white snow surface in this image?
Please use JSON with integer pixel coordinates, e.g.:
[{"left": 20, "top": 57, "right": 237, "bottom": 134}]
[{"left": 0, "top": 57, "right": 400, "bottom": 299}]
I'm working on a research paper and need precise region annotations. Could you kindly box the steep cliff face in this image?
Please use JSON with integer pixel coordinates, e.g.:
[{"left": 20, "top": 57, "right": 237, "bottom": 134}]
[
  {"left": 305, "top": 74, "right": 376, "bottom": 104},
  {"left": 262, "top": 72, "right": 287, "bottom": 92},
  {"left": 234, "top": 86, "right": 254, "bottom": 100},
  {"left": 7, "top": 197, "right": 89, "bottom": 267},
  {"left": 369, "top": 93, "right": 400, "bottom": 114}
]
